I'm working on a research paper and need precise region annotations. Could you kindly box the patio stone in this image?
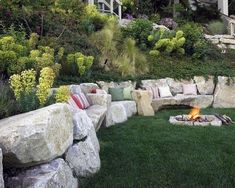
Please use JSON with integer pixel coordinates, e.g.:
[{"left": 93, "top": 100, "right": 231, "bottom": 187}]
[
  {"left": 5, "top": 158, "right": 78, "bottom": 188},
  {"left": 0, "top": 103, "right": 73, "bottom": 168}
]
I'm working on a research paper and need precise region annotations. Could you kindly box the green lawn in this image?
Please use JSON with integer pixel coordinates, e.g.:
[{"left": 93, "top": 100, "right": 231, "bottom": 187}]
[{"left": 82, "top": 108, "right": 235, "bottom": 188}]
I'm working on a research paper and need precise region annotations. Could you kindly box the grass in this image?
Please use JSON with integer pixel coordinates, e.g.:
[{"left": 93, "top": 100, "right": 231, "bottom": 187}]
[{"left": 82, "top": 108, "right": 235, "bottom": 188}]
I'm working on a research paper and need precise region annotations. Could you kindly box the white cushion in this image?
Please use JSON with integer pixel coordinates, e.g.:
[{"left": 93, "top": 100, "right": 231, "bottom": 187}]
[
  {"left": 96, "top": 89, "right": 107, "bottom": 94},
  {"left": 158, "top": 86, "right": 173, "bottom": 98}
]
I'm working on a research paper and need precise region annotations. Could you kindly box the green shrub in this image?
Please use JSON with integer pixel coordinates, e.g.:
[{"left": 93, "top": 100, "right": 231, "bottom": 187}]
[
  {"left": 0, "top": 79, "right": 16, "bottom": 119},
  {"left": 207, "top": 20, "right": 227, "bottom": 35},
  {"left": 122, "top": 19, "right": 153, "bottom": 50},
  {"left": 148, "top": 29, "right": 185, "bottom": 56}
]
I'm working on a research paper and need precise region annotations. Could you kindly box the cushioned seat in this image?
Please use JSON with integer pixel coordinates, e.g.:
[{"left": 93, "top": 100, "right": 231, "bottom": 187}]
[
  {"left": 152, "top": 94, "right": 214, "bottom": 111},
  {"left": 85, "top": 105, "right": 107, "bottom": 131}
]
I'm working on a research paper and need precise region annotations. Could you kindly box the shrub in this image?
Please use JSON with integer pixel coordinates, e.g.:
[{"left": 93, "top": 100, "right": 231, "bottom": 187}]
[
  {"left": 148, "top": 29, "right": 185, "bottom": 56},
  {"left": 55, "top": 86, "right": 70, "bottom": 103},
  {"left": 122, "top": 19, "right": 153, "bottom": 50},
  {"left": 36, "top": 67, "right": 56, "bottom": 106},
  {"left": 149, "top": 14, "right": 161, "bottom": 23},
  {"left": 0, "top": 79, "right": 15, "bottom": 119},
  {"left": 66, "top": 52, "right": 94, "bottom": 76},
  {"left": 207, "top": 20, "right": 226, "bottom": 35}
]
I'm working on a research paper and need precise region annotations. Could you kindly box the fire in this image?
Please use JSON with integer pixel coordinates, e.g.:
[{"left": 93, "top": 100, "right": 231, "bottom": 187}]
[{"left": 188, "top": 107, "right": 200, "bottom": 120}]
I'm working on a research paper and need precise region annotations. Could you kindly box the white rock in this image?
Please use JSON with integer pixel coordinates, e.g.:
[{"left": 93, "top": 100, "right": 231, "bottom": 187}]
[
  {"left": 152, "top": 23, "right": 170, "bottom": 31},
  {"left": 112, "top": 101, "right": 137, "bottom": 117},
  {"left": 119, "top": 19, "right": 132, "bottom": 27},
  {"left": 220, "top": 38, "right": 235, "bottom": 45},
  {"left": 0, "top": 149, "right": 3, "bottom": 188},
  {"left": 6, "top": 158, "right": 78, "bottom": 188},
  {"left": 70, "top": 106, "right": 100, "bottom": 152},
  {"left": 80, "top": 83, "right": 99, "bottom": 94},
  {"left": 213, "top": 76, "right": 235, "bottom": 108},
  {"left": 85, "top": 105, "right": 107, "bottom": 131},
  {"left": 152, "top": 94, "right": 214, "bottom": 111},
  {"left": 0, "top": 103, "right": 73, "bottom": 167},
  {"left": 166, "top": 78, "right": 194, "bottom": 95},
  {"left": 106, "top": 102, "right": 128, "bottom": 127},
  {"left": 65, "top": 137, "right": 100, "bottom": 177},
  {"left": 228, "top": 44, "right": 235, "bottom": 49},
  {"left": 194, "top": 76, "right": 215, "bottom": 95}
]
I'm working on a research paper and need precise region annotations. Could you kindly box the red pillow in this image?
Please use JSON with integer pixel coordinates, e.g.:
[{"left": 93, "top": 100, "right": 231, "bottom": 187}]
[
  {"left": 91, "top": 88, "right": 97, "bottom": 93},
  {"left": 71, "top": 93, "right": 91, "bottom": 109}
]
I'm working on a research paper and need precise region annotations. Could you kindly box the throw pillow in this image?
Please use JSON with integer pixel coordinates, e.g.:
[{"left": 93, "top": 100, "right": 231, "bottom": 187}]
[
  {"left": 158, "top": 86, "right": 173, "bottom": 98},
  {"left": 123, "top": 87, "right": 133, "bottom": 100},
  {"left": 145, "top": 86, "right": 159, "bottom": 99},
  {"left": 108, "top": 88, "right": 124, "bottom": 101},
  {"left": 67, "top": 97, "right": 78, "bottom": 109},
  {"left": 183, "top": 84, "right": 197, "bottom": 95},
  {"left": 71, "top": 93, "right": 91, "bottom": 109}
]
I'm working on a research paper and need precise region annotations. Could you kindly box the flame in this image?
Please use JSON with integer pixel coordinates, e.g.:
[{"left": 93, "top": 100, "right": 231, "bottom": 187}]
[{"left": 188, "top": 107, "right": 200, "bottom": 120}]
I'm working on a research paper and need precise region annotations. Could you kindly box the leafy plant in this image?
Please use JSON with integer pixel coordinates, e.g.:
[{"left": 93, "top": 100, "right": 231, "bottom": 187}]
[
  {"left": 0, "top": 79, "right": 15, "bottom": 119},
  {"left": 122, "top": 19, "right": 153, "bottom": 50},
  {"left": 148, "top": 29, "right": 185, "bottom": 56},
  {"left": 55, "top": 85, "right": 70, "bottom": 103},
  {"left": 207, "top": 20, "right": 227, "bottom": 35}
]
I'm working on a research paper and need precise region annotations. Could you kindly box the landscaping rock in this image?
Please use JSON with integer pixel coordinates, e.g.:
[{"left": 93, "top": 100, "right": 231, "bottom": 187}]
[
  {"left": 0, "top": 149, "right": 3, "bottom": 188},
  {"left": 80, "top": 83, "right": 99, "bottom": 94},
  {"left": 141, "top": 79, "right": 158, "bottom": 87},
  {"left": 87, "top": 93, "right": 112, "bottom": 108},
  {"left": 194, "top": 76, "right": 215, "bottom": 95},
  {"left": 85, "top": 105, "right": 107, "bottom": 131},
  {"left": 166, "top": 78, "right": 194, "bottom": 95},
  {"left": 97, "top": 81, "right": 115, "bottom": 92},
  {"left": 6, "top": 158, "right": 78, "bottom": 188},
  {"left": 0, "top": 103, "right": 73, "bottom": 168},
  {"left": 71, "top": 107, "right": 89, "bottom": 140},
  {"left": 106, "top": 102, "right": 128, "bottom": 127},
  {"left": 70, "top": 106, "right": 100, "bottom": 152},
  {"left": 65, "top": 137, "right": 100, "bottom": 177},
  {"left": 70, "top": 84, "right": 82, "bottom": 94},
  {"left": 132, "top": 90, "right": 155, "bottom": 116},
  {"left": 152, "top": 23, "right": 170, "bottom": 31},
  {"left": 112, "top": 101, "right": 137, "bottom": 117},
  {"left": 213, "top": 76, "right": 235, "bottom": 108},
  {"left": 152, "top": 94, "right": 214, "bottom": 111},
  {"left": 220, "top": 38, "right": 235, "bottom": 45}
]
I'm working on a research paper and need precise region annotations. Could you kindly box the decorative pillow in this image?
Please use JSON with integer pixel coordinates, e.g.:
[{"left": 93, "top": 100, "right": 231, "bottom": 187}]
[
  {"left": 123, "top": 87, "right": 133, "bottom": 100},
  {"left": 67, "top": 97, "right": 79, "bottom": 109},
  {"left": 183, "top": 84, "right": 197, "bottom": 95},
  {"left": 70, "top": 85, "right": 81, "bottom": 94},
  {"left": 71, "top": 93, "right": 91, "bottom": 109},
  {"left": 158, "top": 86, "right": 173, "bottom": 98},
  {"left": 96, "top": 89, "right": 107, "bottom": 94},
  {"left": 108, "top": 88, "right": 124, "bottom": 101},
  {"left": 145, "top": 86, "right": 159, "bottom": 99}
]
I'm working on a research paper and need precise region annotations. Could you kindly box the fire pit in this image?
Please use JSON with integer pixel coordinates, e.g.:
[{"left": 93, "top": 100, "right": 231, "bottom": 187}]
[{"left": 169, "top": 107, "right": 222, "bottom": 126}]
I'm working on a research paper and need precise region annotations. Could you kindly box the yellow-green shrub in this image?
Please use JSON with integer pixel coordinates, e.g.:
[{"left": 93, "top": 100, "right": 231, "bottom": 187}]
[
  {"left": 36, "top": 67, "right": 56, "bottom": 106},
  {"left": 55, "top": 86, "right": 70, "bottom": 103}
]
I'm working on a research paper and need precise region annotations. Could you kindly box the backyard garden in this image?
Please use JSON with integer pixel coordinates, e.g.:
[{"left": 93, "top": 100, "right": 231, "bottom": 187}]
[{"left": 0, "top": 0, "right": 235, "bottom": 187}]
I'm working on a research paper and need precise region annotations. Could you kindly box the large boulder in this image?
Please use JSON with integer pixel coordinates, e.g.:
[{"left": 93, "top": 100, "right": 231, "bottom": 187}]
[
  {"left": 132, "top": 90, "right": 155, "bottom": 116},
  {"left": 65, "top": 137, "right": 100, "bottom": 177},
  {"left": 85, "top": 105, "right": 107, "bottom": 131},
  {"left": 152, "top": 94, "right": 214, "bottom": 111},
  {"left": 111, "top": 101, "right": 137, "bottom": 117},
  {"left": 70, "top": 106, "right": 100, "bottom": 153},
  {"left": 106, "top": 102, "right": 128, "bottom": 127},
  {"left": 5, "top": 158, "right": 78, "bottom": 188},
  {"left": 96, "top": 81, "right": 136, "bottom": 93},
  {"left": 0, "top": 103, "right": 73, "bottom": 168},
  {"left": 80, "top": 83, "right": 99, "bottom": 94},
  {"left": 213, "top": 76, "right": 235, "bottom": 108},
  {"left": 194, "top": 76, "right": 215, "bottom": 95},
  {"left": 0, "top": 149, "right": 3, "bottom": 188}
]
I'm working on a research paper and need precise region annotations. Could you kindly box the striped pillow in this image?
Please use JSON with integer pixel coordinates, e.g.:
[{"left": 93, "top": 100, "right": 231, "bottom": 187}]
[
  {"left": 146, "top": 86, "right": 159, "bottom": 99},
  {"left": 71, "top": 93, "right": 91, "bottom": 109}
]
